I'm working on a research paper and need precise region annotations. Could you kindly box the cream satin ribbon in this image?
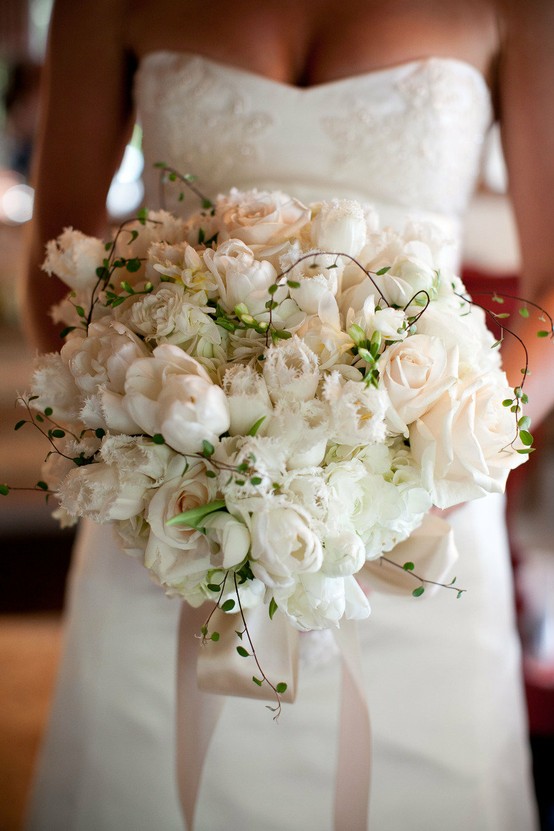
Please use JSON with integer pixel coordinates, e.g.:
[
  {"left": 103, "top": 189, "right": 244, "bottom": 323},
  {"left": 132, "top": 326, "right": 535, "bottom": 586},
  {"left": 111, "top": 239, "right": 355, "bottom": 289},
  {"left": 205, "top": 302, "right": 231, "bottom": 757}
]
[{"left": 175, "top": 514, "right": 457, "bottom": 830}]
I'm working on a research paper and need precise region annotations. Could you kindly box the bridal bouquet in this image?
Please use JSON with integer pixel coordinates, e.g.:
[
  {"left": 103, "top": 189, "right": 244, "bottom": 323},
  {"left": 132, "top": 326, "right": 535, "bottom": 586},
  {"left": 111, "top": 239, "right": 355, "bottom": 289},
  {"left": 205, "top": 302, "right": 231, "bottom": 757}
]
[{"left": 20, "top": 185, "right": 532, "bottom": 634}]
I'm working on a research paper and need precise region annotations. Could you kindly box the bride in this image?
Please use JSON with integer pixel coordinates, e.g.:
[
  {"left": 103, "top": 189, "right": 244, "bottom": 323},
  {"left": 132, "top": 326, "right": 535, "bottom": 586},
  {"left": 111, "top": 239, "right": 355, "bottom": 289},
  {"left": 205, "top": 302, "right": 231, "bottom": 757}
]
[{"left": 23, "top": 1, "right": 553, "bottom": 829}]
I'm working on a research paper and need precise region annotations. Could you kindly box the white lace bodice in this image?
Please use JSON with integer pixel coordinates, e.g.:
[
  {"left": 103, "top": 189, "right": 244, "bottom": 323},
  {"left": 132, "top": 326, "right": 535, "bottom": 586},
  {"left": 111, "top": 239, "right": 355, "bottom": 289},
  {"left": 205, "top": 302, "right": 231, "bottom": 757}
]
[{"left": 135, "top": 51, "right": 492, "bottom": 247}]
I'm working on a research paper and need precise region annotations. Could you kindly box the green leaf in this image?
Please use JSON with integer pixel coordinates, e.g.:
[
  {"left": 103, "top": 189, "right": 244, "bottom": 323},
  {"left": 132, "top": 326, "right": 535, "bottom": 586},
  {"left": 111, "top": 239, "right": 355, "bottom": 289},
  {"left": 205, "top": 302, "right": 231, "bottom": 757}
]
[
  {"left": 456, "top": 590, "right": 464, "bottom": 599},
  {"left": 495, "top": 312, "right": 510, "bottom": 319},
  {"left": 376, "top": 266, "right": 390, "bottom": 276},
  {"left": 210, "top": 631, "right": 220, "bottom": 642},
  {"left": 75, "top": 306, "right": 86, "bottom": 318},
  {"left": 519, "top": 430, "right": 533, "bottom": 446},
  {"left": 521, "top": 393, "right": 529, "bottom": 404},
  {"left": 206, "top": 470, "right": 217, "bottom": 479},
  {"left": 14, "top": 420, "right": 26, "bottom": 431},
  {"left": 152, "top": 433, "right": 165, "bottom": 445},
  {"left": 202, "top": 440, "right": 215, "bottom": 457},
  {"left": 236, "top": 646, "right": 250, "bottom": 658},
  {"left": 95, "top": 428, "right": 106, "bottom": 439},
  {"left": 221, "top": 599, "right": 235, "bottom": 612},
  {"left": 252, "top": 676, "right": 263, "bottom": 687},
  {"left": 0, "top": 484, "right": 9, "bottom": 495},
  {"left": 44, "top": 407, "right": 53, "bottom": 417},
  {"left": 268, "top": 597, "right": 278, "bottom": 620},
  {"left": 412, "top": 586, "right": 425, "bottom": 598},
  {"left": 286, "top": 280, "right": 300, "bottom": 289},
  {"left": 502, "top": 399, "right": 513, "bottom": 407},
  {"left": 250, "top": 476, "right": 262, "bottom": 486},
  {"left": 516, "top": 447, "right": 535, "bottom": 455},
  {"left": 59, "top": 326, "right": 76, "bottom": 339},
  {"left": 51, "top": 429, "right": 65, "bottom": 439},
  {"left": 167, "top": 499, "right": 227, "bottom": 528},
  {"left": 276, "top": 682, "right": 288, "bottom": 694},
  {"left": 403, "top": 561, "right": 415, "bottom": 571},
  {"left": 36, "top": 481, "right": 48, "bottom": 491},
  {"left": 268, "top": 283, "right": 279, "bottom": 295},
  {"left": 537, "top": 330, "right": 551, "bottom": 338},
  {"left": 519, "top": 306, "right": 530, "bottom": 318},
  {"left": 207, "top": 583, "right": 221, "bottom": 592},
  {"left": 518, "top": 416, "right": 531, "bottom": 430},
  {"left": 247, "top": 416, "right": 266, "bottom": 437}
]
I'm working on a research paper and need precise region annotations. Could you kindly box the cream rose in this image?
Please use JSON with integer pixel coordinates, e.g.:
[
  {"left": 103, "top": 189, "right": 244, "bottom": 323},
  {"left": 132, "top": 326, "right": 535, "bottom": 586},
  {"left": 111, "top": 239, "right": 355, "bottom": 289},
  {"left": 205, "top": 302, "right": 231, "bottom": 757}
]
[
  {"left": 215, "top": 188, "right": 310, "bottom": 248},
  {"left": 249, "top": 503, "right": 323, "bottom": 588},
  {"left": 410, "top": 374, "right": 528, "bottom": 508},
  {"left": 378, "top": 334, "right": 459, "bottom": 435}
]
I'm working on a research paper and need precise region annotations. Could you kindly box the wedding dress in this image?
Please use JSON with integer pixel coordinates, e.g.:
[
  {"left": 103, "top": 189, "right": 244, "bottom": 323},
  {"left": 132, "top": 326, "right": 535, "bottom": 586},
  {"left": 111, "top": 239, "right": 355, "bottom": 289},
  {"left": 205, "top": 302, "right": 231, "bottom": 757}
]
[{"left": 26, "top": 52, "right": 538, "bottom": 831}]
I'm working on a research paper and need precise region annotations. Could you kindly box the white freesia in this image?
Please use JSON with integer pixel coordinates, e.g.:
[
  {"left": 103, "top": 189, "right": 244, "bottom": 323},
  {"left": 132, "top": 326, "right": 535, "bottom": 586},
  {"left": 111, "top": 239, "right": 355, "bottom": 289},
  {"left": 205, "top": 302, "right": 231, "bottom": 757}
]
[
  {"left": 123, "top": 344, "right": 230, "bottom": 454},
  {"left": 149, "top": 240, "right": 218, "bottom": 295},
  {"left": 410, "top": 373, "right": 527, "bottom": 508}
]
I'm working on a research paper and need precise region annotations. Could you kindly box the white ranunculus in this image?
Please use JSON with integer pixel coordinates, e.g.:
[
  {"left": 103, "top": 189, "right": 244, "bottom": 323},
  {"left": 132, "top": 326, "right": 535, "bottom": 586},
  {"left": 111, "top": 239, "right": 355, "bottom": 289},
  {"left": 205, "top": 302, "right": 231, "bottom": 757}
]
[
  {"left": 58, "top": 462, "right": 149, "bottom": 523},
  {"left": 311, "top": 199, "right": 367, "bottom": 258},
  {"left": 30, "top": 352, "right": 82, "bottom": 422},
  {"left": 323, "top": 373, "right": 388, "bottom": 446},
  {"left": 410, "top": 373, "right": 528, "bottom": 508},
  {"left": 378, "top": 334, "right": 459, "bottom": 435},
  {"left": 222, "top": 364, "right": 273, "bottom": 436},
  {"left": 202, "top": 511, "right": 251, "bottom": 569},
  {"left": 42, "top": 227, "right": 106, "bottom": 292},
  {"left": 216, "top": 188, "right": 311, "bottom": 248},
  {"left": 249, "top": 503, "right": 323, "bottom": 588},
  {"left": 262, "top": 335, "right": 320, "bottom": 403},
  {"left": 61, "top": 319, "right": 151, "bottom": 396},
  {"left": 123, "top": 344, "right": 230, "bottom": 454}
]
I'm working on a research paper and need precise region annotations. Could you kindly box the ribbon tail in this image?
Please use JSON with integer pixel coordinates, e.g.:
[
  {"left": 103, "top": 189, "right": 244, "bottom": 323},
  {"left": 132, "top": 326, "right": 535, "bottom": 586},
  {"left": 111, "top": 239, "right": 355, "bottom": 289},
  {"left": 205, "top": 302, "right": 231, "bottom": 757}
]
[
  {"left": 333, "top": 620, "right": 371, "bottom": 831},
  {"left": 176, "top": 603, "right": 224, "bottom": 831}
]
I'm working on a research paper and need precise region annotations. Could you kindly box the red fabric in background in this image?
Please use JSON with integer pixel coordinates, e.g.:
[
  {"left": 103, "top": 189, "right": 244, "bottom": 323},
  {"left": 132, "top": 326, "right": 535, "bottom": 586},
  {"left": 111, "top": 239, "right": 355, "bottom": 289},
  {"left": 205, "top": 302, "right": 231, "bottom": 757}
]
[{"left": 462, "top": 267, "right": 554, "bottom": 735}]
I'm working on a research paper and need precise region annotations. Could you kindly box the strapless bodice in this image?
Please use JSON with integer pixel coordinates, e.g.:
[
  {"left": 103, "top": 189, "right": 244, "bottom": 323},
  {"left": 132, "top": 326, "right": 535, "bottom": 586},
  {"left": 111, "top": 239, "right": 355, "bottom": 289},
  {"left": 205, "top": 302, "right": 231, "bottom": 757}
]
[{"left": 135, "top": 51, "right": 492, "bottom": 249}]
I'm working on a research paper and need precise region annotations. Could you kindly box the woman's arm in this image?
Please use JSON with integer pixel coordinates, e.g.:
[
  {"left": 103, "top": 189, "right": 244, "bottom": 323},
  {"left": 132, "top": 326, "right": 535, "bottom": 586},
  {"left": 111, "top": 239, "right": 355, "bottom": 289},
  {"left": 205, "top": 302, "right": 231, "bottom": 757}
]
[
  {"left": 21, "top": 0, "right": 135, "bottom": 353},
  {"left": 497, "top": 0, "right": 554, "bottom": 428}
]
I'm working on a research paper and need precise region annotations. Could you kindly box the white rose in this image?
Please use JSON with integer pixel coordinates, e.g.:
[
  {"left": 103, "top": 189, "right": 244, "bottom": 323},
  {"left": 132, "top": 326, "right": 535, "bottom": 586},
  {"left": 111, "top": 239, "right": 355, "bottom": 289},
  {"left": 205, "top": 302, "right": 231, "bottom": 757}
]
[
  {"left": 216, "top": 188, "right": 310, "bottom": 248},
  {"left": 123, "top": 344, "right": 230, "bottom": 454},
  {"left": 311, "top": 199, "right": 367, "bottom": 258},
  {"left": 249, "top": 503, "right": 323, "bottom": 588},
  {"left": 61, "top": 319, "right": 151, "bottom": 396},
  {"left": 414, "top": 301, "right": 501, "bottom": 373},
  {"left": 203, "top": 239, "right": 280, "bottom": 319},
  {"left": 410, "top": 373, "right": 528, "bottom": 508},
  {"left": 378, "top": 334, "right": 459, "bottom": 435},
  {"left": 222, "top": 364, "right": 273, "bottom": 436},
  {"left": 262, "top": 336, "right": 320, "bottom": 403},
  {"left": 42, "top": 227, "right": 106, "bottom": 292}
]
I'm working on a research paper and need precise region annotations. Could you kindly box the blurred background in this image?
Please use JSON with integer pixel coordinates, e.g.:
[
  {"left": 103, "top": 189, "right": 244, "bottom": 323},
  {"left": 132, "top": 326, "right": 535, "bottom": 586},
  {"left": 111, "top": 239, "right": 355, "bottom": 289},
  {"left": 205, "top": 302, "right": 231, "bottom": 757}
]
[{"left": 0, "top": 2, "right": 553, "bottom": 829}]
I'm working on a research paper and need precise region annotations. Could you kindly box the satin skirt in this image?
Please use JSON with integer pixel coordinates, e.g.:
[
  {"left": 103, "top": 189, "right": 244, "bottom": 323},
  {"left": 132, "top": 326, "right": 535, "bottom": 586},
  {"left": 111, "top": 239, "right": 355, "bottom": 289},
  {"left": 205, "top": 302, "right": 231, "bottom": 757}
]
[{"left": 26, "top": 493, "right": 538, "bottom": 831}]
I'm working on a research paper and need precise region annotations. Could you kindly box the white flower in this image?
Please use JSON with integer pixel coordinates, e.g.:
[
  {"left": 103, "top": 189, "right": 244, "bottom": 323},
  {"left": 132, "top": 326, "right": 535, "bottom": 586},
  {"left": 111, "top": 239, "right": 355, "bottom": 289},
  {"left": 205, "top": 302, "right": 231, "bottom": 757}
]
[
  {"left": 215, "top": 435, "right": 287, "bottom": 502},
  {"left": 274, "top": 573, "right": 370, "bottom": 631},
  {"left": 323, "top": 373, "right": 388, "bottom": 446},
  {"left": 266, "top": 398, "right": 330, "bottom": 469},
  {"left": 123, "top": 344, "right": 230, "bottom": 454},
  {"left": 344, "top": 293, "right": 407, "bottom": 343},
  {"left": 42, "top": 227, "right": 106, "bottom": 292},
  {"left": 203, "top": 511, "right": 251, "bottom": 569},
  {"left": 29, "top": 352, "right": 82, "bottom": 422},
  {"left": 149, "top": 241, "right": 218, "bottom": 294},
  {"left": 322, "top": 530, "right": 366, "bottom": 577},
  {"left": 410, "top": 373, "right": 527, "bottom": 508},
  {"left": 414, "top": 300, "right": 501, "bottom": 373},
  {"left": 378, "top": 334, "right": 459, "bottom": 435},
  {"left": 249, "top": 503, "right": 323, "bottom": 588},
  {"left": 222, "top": 364, "right": 273, "bottom": 436},
  {"left": 58, "top": 462, "right": 149, "bottom": 522},
  {"left": 203, "top": 239, "right": 279, "bottom": 318},
  {"left": 311, "top": 199, "right": 367, "bottom": 258},
  {"left": 216, "top": 188, "right": 311, "bottom": 250},
  {"left": 99, "top": 434, "right": 177, "bottom": 484},
  {"left": 262, "top": 336, "right": 320, "bottom": 403},
  {"left": 296, "top": 295, "right": 354, "bottom": 371},
  {"left": 61, "top": 319, "right": 151, "bottom": 396}
]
